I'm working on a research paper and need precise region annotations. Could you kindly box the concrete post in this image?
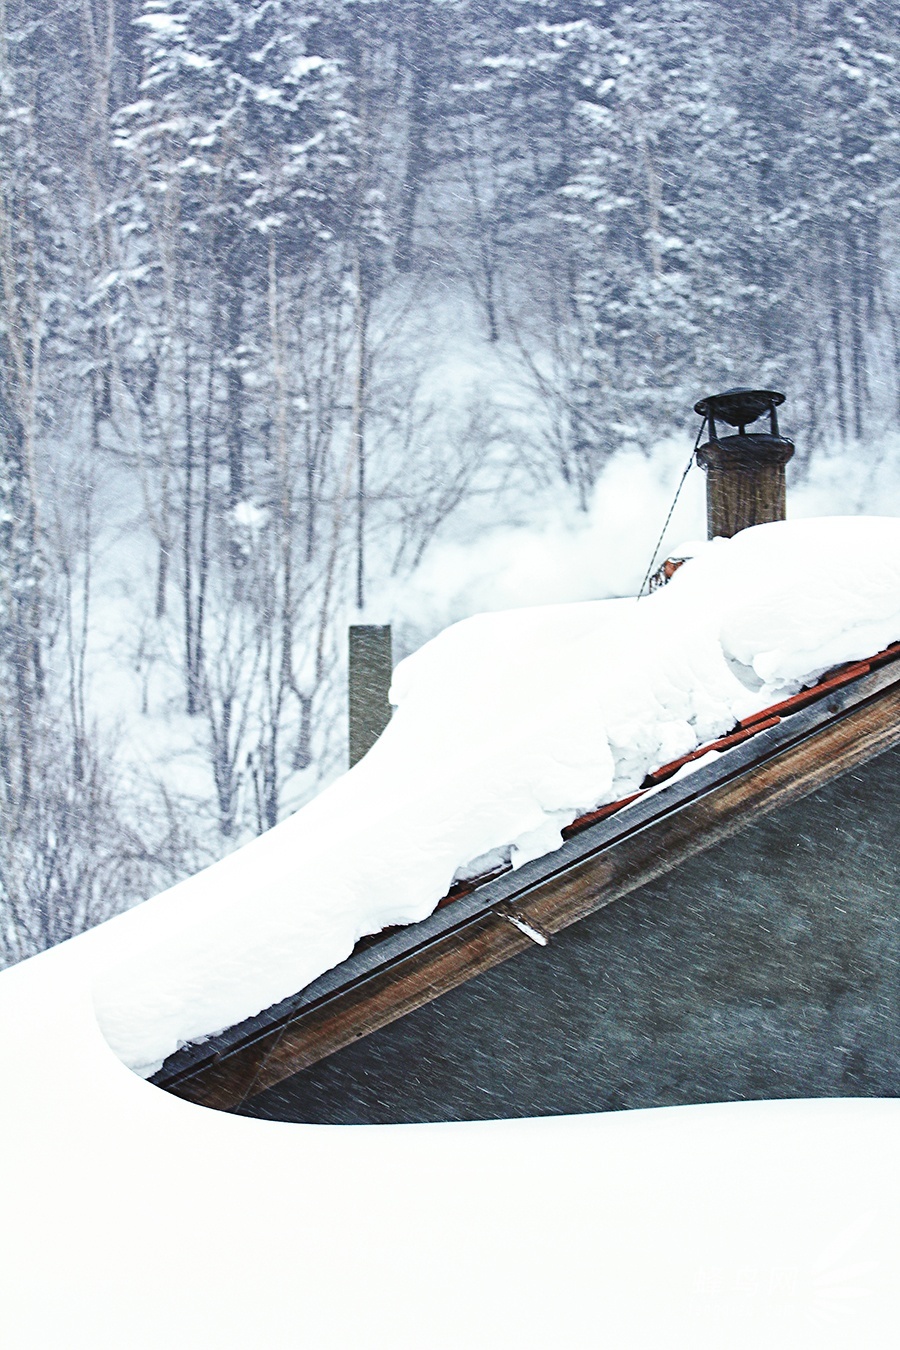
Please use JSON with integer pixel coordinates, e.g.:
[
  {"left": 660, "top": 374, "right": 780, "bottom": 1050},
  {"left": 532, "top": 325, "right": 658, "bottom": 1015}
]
[{"left": 348, "top": 625, "right": 393, "bottom": 768}]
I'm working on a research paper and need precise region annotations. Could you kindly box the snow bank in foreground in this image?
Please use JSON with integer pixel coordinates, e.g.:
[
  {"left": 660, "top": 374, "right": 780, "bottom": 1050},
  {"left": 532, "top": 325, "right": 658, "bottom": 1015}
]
[
  {"left": 82, "top": 516, "right": 900, "bottom": 1075},
  {"left": 4, "top": 980, "right": 899, "bottom": 1350}
]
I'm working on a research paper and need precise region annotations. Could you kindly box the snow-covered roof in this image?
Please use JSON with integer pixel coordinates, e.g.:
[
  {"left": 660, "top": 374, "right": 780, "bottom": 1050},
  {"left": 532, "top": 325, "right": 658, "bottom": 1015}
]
[
  {"left": 4, "top": 516, "right": 900, "bottom": 1347},
  {"left": 83, "top": 515, "right": 900, "bottom": 1077},
  {"left": 159, "top": 636, "right": 900, "bottom": 1110},
  {"left": 5, "top": 518, "right": 900, "bottom": 1065}
]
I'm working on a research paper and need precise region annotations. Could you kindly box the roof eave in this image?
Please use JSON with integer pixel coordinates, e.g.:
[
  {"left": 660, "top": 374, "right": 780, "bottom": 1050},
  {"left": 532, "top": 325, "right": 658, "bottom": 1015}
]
[{"left": 154, "top": 656, "right": 900, "bottom": 1111}]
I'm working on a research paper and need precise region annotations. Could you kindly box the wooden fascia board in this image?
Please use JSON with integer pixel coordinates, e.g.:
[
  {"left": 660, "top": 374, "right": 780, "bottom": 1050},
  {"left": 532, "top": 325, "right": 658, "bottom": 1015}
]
[{"left": 158, "top": 663, "right": 900, "bottom": 1112}]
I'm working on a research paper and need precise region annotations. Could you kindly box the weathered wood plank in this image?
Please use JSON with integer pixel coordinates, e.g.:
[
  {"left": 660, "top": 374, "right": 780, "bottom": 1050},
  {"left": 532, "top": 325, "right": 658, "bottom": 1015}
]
[
  {"left": 167, "top": 681, "right": 900, "bottom": 1111},
  {"left": 171, "top": 913, "right": 533, "bottom": 1111}
]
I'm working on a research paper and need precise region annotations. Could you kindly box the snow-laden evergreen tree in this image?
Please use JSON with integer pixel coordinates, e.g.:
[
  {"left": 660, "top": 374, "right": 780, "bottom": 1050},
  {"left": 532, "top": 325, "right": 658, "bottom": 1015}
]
[
  {"left": 546, "top": 4, "right": 745, "bottom": 469},
  {"left": 114, "top": 0, "right": 355, "bottom": 502},
  {"left": 791, "top": 0, "right": 900, "bottom": 447},
  {"left": 0, "top": 0, "right": 189, "bottom": 964},
  {"left": 489, "top": 0, "right": 900, "bottom": 488},
  {"left": 0, "top": 5, "right": 62, "bottom": 817}
]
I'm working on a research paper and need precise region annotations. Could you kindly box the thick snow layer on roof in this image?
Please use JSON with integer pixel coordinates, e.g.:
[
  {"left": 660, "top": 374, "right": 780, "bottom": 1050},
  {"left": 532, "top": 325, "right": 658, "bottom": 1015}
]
[{"left": 45, "top": 514, "right": 900, "bottom": 1075}]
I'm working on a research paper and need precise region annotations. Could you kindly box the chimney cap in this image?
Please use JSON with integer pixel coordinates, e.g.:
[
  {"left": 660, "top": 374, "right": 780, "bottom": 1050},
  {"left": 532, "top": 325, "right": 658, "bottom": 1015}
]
[{"left": 694, "top": 387, "right": 785, "bottom": 427}]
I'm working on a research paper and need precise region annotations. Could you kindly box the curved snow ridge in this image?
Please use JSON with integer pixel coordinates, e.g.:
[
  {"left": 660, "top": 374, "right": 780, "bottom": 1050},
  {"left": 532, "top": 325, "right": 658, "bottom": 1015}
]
[{"left": 83, "top": 516, "right": 900, "bottom": 1076}]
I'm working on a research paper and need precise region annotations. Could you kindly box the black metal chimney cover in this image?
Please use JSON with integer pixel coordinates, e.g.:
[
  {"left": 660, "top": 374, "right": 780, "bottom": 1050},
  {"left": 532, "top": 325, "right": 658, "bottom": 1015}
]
[{"left": 693, "top": 388, "right": 785, "bottom": 428}]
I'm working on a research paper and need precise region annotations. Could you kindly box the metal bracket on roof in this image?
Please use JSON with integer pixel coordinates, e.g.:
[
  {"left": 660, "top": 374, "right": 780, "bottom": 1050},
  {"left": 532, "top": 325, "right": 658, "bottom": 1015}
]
[{"left": 494, "top": 903, "right": 551, "bottom": 947}]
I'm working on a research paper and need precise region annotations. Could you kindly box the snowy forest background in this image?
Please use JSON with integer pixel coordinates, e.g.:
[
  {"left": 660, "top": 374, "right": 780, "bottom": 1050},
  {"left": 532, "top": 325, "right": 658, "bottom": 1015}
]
[{"left": 2, "top": 0, "right": 900, "bottom": 962}]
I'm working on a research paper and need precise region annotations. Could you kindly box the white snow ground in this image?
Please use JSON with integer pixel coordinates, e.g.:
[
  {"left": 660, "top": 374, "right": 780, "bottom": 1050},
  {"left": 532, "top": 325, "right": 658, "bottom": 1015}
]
[
  {"left": 0, "top": 966, "right": 897, "bottom": 1350},
  {"left": 3, "top": 514, "right": 900, "bottom": 1348}
]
